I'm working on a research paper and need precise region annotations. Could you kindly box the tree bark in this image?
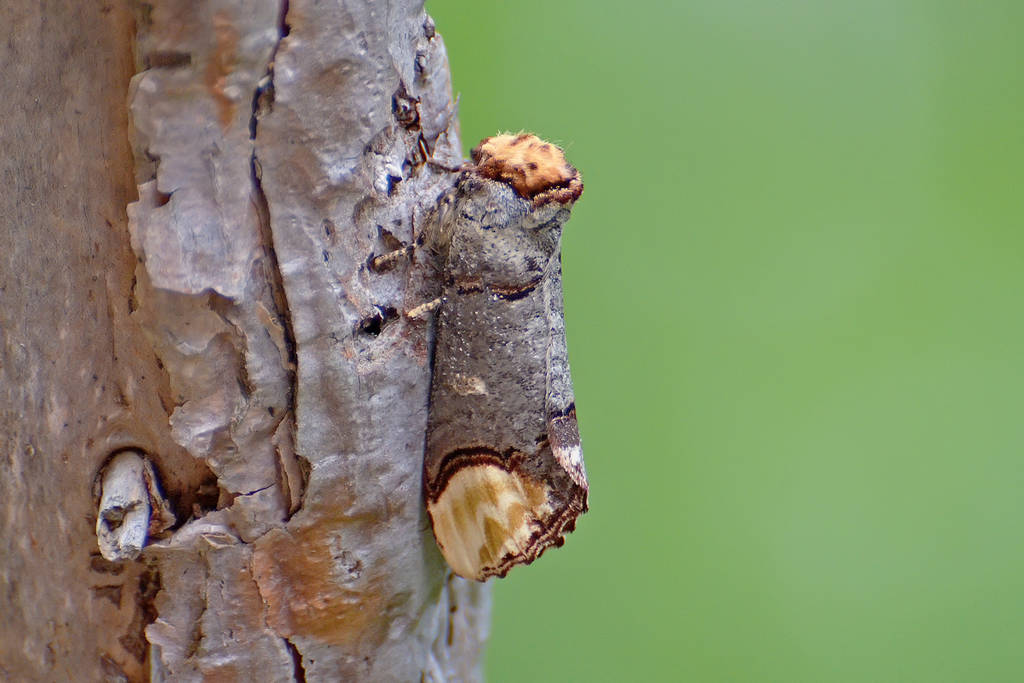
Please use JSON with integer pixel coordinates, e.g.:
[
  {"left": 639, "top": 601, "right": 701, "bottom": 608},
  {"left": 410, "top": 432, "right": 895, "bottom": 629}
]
[{"left": 1, "top": 1, "right": 489, "bottom": 681}]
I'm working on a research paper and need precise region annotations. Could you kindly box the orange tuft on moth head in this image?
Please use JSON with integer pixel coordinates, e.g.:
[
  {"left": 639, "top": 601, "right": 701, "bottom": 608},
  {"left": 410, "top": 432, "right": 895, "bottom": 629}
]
[{"left": 470, "top": 133, "right": 583, "bottom": 206}]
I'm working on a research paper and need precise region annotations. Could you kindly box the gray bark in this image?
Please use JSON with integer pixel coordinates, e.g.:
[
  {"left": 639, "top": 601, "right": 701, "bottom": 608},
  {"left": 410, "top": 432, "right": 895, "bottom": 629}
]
[{"left": 1, "top": 1, "right": 489, "bottom": 681}]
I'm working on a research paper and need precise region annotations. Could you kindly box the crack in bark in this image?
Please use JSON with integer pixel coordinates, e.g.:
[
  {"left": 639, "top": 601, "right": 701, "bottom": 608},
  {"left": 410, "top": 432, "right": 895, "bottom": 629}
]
[
  {"left": 129, "top": 564, "right": 162, "bottom": 667},
  {"left": 249, "top": 8, "right": 297, "bottom": 371},
  {"left": 247, "top": 544, "right": 309, "bottom": 682},
  {"left": 248, "top": 0, "right": 302, "bottom": 522},
  {"left": 284, "top": 637, "right": 307, "bottom": 683},
  {"left": 238, "top": 482, "right": 275, "bottom": 497},
  {"left": 245, "top": 9, "right": 314, "bottom": 680}
]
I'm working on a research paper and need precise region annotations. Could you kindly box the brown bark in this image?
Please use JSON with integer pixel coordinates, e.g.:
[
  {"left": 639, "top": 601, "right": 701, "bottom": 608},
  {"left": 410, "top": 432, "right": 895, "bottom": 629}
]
[{"left": 1, "top": 1, "right": 489, "bottom": 681}]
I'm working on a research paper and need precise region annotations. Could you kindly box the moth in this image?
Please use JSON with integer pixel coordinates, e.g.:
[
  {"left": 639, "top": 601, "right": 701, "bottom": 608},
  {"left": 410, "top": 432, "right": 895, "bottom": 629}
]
[{"left": 423, "top": 134, "right": 588, "bottom": 581}]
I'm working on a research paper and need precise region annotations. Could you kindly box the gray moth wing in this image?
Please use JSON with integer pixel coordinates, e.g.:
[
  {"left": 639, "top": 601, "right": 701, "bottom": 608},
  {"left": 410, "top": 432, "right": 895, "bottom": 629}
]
[{"left": 424, "top": 134, "right": 588, "bottom": 581}]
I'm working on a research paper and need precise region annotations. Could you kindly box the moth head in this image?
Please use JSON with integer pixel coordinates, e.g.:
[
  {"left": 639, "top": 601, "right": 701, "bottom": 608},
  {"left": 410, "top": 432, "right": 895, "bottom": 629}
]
[{"left": 471, "top": 133, "right": 583, "bottom": 207}]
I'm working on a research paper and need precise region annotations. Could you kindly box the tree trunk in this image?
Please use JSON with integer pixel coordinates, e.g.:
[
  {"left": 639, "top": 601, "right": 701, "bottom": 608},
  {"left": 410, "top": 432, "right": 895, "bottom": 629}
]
[{"left": 0, "top": 1, "right": 489, "bottom": 680}]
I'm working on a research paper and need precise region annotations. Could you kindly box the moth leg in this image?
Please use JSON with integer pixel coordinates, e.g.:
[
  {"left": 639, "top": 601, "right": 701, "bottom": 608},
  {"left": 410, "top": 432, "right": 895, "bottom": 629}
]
[
  {"left": 368, "top": 244, "right": 415, "bottom": 273},
  {"left": 424, "top": 156, "right": 467, "bottom": 173},
  {"left": 405, "top": 296, "right": 443, "bottom": 319}
]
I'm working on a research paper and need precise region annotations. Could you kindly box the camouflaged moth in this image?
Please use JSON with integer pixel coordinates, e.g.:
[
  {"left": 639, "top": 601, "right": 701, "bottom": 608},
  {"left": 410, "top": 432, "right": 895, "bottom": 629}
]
[{"left": 424, "top": 134, "right": 588, "bottom": 581}]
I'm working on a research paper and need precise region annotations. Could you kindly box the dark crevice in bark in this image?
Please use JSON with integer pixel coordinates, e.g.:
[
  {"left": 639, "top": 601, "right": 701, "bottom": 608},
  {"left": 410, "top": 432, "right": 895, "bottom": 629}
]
[
  {"left": 284, "top": 637, "right": 307, "bottom": 683},
  {"left": 249, "top": 1, "right": 297, "bottom": 371},
  {"left": 248, "top": 0, "right": 304, "bottom": 512},
  {"left": 246, "top": 8, "right": 312, "bottom": 677},
  {"left": 239, "top": 482, "right": 275, "bottom": 497},
  {"left": 126, "top": 563, "right": 162, "bottom": 670}
]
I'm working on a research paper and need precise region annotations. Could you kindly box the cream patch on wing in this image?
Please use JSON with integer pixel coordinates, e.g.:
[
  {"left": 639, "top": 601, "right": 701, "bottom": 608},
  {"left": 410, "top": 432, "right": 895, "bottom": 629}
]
[
  {"left": 446, "top": 373, "right": 488, "bottom": 396},
  {"left": 427, "top": 463, "right": 552, "bottom": 581}
]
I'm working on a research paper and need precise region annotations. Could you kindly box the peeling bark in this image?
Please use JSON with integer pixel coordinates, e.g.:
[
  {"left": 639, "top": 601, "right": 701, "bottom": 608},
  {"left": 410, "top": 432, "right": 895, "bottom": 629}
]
[{"left": 2, "top": 0, "right": 488, "bottom": 681}]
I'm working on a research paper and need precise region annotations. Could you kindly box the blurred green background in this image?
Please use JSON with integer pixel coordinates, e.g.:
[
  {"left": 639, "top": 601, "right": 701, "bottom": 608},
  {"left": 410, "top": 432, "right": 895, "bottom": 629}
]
[{"left": 427, "top": 1, "right": 1024, "bottom": 681}]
